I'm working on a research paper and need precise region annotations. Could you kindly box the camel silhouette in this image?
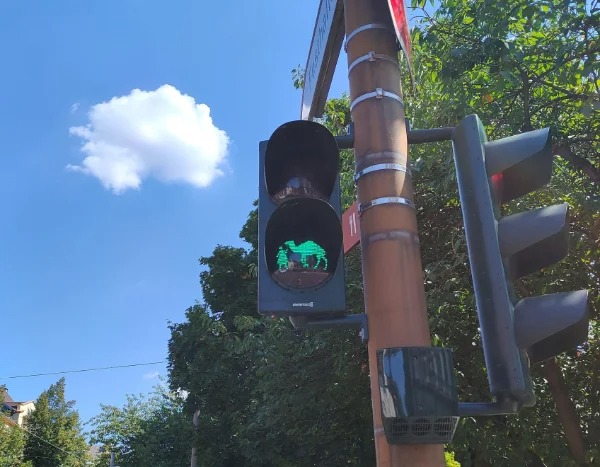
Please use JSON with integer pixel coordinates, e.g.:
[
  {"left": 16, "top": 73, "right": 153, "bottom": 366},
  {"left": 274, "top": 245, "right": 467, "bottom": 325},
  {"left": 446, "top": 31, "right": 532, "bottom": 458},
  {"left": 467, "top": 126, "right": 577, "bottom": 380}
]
[{"left": 284, "top": 240, "right": 328, "bottom": 270}]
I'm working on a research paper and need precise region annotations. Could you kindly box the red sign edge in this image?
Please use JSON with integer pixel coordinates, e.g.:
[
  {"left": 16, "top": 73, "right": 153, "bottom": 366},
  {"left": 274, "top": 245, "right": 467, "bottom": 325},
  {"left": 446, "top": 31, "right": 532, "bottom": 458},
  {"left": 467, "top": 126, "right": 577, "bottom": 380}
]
[{"left": 342, "top": 201, "right": 360, "bottom": 254}]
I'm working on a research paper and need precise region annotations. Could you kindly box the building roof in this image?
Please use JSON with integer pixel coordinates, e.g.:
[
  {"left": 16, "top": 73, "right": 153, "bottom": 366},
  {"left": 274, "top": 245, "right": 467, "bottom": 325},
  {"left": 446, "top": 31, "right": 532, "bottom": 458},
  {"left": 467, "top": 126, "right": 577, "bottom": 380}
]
[{"left": 3, "top": 392, "right": 34, "bottom": 407}]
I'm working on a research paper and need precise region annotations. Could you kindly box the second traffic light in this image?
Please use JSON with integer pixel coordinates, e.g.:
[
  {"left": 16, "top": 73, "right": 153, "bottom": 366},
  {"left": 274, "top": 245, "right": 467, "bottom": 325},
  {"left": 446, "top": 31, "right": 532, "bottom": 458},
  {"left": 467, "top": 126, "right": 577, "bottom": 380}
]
[
  {"left": 452, "top": 115, "right": 589, "bottom": 408},
  {"left": 258, "top": 120, "right": 345, "bottom": 318}
]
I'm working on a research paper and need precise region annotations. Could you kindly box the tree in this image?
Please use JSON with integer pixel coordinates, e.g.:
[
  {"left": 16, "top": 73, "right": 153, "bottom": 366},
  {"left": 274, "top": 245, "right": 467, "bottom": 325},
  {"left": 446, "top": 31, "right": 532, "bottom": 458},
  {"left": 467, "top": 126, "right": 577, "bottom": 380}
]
[
  {"left": 168, "top": 307, "right": 375, "bottom": 466},
  {"left": 0, "top": 422, "right": 31, "bottom": 467},
  {"left": 23, "top": 378, "right": 89, "bottom": 467},
  {"left": 88, "top": 383, "right": 193, "bottom": 467},
  {"left": 402, "top": 0, "right": 599, "bottom": 464},
  {"left": 410, "top": 0, "right": 598, "bottom": 182}
]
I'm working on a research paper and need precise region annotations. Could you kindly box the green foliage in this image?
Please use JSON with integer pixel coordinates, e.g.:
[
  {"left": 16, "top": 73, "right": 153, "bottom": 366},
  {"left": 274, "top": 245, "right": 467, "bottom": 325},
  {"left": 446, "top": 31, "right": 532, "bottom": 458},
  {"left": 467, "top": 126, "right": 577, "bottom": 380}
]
[
  {"left": 0, "top": 423, "right": 31, "bottom": 467},
  {"left": 23, "top": 378, "right": 89, "bottom": 467},
  {"left": 446, "top": 451, "right": 461, "bottom": 467},
  {"left": 169, "top": 304, "right": 253, "bottom": 466},
  {"left": 169, "top": 306, "right": 374, "bottom": 466},
  {"left": 88, "top": 383, "right": 192, "bottom": 467},
  {"left": 410, "top": 0, "right": 599, "bottom": 188},
  {"left": 320, "top": 94, "right": 355, "bottom": 211},
  {"left": 198, "top": 234, "right": 258, "bottom": 330},
  {"left": 292, "top": 65, "right": 305, "bottom": 90}
]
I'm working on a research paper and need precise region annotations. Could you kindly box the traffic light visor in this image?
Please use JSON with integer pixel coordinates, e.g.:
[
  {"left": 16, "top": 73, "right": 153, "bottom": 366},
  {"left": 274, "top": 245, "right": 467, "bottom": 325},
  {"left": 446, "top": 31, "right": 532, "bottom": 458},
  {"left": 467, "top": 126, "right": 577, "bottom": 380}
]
[
  {"left": 265, "top": 120, "right": 339, "bottom": 203},
  {"left": 514, "top": 290, "right": 589, "bottom": 362},
  {"left": 485, "top": 128, "right": 553, "bottom": 202}
]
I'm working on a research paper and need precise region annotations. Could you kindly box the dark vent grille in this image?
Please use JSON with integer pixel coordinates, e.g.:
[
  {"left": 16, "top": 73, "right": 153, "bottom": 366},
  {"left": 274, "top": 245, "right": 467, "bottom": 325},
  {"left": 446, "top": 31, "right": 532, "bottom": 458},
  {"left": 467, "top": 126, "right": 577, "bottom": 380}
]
[{"left": 383, "top": 416, "right": 458, "bottom": 444}]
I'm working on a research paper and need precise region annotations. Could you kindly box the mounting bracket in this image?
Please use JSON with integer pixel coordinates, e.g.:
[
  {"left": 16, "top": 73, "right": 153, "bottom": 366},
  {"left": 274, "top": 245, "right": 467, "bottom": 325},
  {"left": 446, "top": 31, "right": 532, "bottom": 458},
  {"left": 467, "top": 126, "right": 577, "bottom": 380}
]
[{"left": 289, "top": 312, "right": 368, "bottom": 343}]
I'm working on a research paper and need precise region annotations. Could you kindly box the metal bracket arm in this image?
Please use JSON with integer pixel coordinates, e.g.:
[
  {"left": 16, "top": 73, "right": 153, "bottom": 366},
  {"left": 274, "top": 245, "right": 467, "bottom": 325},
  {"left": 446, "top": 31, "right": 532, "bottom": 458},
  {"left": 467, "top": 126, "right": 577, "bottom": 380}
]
[
  {"left": 406, "top": 120, "right": 455, "bottom": 144},
  {"left": 458, "top": 398, "right": 521, "bottom": 416},
  {"left": 334, "top": 122, "right": 354, "bottom": 149},
  {"left": 289, "top": 313, "right": 369, "bottom": 343}
]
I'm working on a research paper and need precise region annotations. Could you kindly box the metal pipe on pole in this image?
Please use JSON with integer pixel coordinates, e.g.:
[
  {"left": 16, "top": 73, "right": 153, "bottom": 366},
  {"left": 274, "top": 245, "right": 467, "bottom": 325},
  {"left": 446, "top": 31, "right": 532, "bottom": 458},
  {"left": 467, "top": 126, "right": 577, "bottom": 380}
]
[
  {"left": 190, "top": 409, "right": 200, "bottom": 467},
  {"left": 342, "top": 0, "right": 445, "bottom": 464}
]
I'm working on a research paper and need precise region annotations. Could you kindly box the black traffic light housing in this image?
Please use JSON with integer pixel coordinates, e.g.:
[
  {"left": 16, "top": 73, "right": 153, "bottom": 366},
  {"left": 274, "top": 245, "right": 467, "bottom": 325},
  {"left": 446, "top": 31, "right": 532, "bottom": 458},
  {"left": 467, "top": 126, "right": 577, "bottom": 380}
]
[
  {"left": 258, "top": 120, "right": 345, "bottom": 318},
  {"left": 452, "top": 115, "right": 589, "bottom": 410}
]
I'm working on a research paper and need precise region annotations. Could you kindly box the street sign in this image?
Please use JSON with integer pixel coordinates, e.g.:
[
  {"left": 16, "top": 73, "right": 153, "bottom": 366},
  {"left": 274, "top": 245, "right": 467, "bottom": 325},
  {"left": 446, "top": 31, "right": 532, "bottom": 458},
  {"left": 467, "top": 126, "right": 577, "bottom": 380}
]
[
  {"left": 301, "top": 0, "right": 345, "bottom": 121},
  {"left": 387, "top": 0, "right": 413, "bottom": 72},
  {"left": 342, "top": 201, "right": 360, "bottom": 253}
]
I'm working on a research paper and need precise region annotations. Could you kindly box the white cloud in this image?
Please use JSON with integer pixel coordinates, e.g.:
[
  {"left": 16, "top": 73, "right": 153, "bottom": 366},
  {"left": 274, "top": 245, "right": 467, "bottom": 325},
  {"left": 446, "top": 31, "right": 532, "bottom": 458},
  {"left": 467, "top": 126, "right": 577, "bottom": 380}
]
[
  {"left": 70, "top": 102, "right": 80, "bottom": 113},
  {"left": 68, "top": 85, "right": 229, "bottom": 194},
  {"left": 143, "top": 371, "right": 160, "bottom": 380}
]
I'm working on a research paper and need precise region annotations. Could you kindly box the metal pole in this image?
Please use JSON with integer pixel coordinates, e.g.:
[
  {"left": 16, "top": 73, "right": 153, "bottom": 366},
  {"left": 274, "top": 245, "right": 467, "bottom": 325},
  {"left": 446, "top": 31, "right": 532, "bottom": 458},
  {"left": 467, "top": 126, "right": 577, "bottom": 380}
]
[
  {"left": 190, "top": 409, "right": 200, "bottom": 467},
  {"left": 343, "top": 0, "right": 445, "bottom": 464},
  {"left": 109, "top": 452, "right": 115, "bottom": 467}
]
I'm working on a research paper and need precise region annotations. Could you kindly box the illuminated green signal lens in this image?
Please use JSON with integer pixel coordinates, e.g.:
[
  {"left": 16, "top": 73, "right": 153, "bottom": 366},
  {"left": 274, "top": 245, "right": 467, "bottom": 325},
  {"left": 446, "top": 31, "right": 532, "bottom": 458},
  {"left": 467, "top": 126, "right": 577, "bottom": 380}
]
[
  {"left": 276, "top": 240, "right": 329, "bottom": 270},
  {"left": 265, "top": 199, "right": 342, "bottom": 291}
]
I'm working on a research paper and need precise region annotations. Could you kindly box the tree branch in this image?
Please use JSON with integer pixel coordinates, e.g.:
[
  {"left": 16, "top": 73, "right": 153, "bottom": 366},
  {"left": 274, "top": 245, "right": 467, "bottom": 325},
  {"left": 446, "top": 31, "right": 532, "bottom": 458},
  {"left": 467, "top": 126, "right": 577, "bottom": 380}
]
[
  {"left": 520, "top": 68, "right": 533, "bottom": 131},
  {"left": 540, "top": 359, "right": 588, "bottom": 466},
  {"left": 554, "top": 143, "right": 600, "bottom": 184},
  {"left": 531, "top": 76, "right": 589, "bottom": 100}
]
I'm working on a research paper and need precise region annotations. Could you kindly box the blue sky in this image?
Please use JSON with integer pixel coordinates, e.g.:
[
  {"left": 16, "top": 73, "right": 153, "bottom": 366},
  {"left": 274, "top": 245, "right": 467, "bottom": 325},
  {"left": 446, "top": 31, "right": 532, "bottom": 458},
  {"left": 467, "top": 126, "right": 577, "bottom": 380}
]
[{"left": 0, "top": 0, "right": 351, "bottom": 428}]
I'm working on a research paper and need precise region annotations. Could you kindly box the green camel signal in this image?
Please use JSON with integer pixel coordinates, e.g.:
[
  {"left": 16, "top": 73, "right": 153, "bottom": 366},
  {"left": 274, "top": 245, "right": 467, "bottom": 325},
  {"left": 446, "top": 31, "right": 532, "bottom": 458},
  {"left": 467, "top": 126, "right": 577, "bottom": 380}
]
[{"left": 276, "top": 240, "right": 328, "bottom": 270}]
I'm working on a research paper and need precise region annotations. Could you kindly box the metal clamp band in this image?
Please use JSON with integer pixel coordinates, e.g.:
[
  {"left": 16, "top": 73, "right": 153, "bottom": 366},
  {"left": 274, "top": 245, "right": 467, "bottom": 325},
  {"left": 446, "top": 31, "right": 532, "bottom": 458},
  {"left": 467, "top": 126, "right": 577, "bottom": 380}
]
[
  {"left": 350, "top": 88, "right": 404, "bottom": 112},
  {"left": 344, "top": 23, "right": 392, "bottom": 51},
  {"left": 348, "top": 51, "right": 399, "bottom": 75},
  {"left": 359, "top": 196, "right": 415, "bottom": 213},
  {"left": 355, "top": 151, "right": 408, "bottom": 172},
  {"left": 354, "top": 163, "right": 411, "bottom": 182},
  {"left": 363, "top": 229, "right": 420, "bottom": 246}
]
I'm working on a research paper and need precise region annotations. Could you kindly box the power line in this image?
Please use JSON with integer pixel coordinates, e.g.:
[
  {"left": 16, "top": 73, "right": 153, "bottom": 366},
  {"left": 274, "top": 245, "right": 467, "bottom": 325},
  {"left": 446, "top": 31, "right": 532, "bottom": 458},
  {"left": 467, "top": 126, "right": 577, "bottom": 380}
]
[{"left": 0, "top": 361, "right": 166, "bottom": 380}]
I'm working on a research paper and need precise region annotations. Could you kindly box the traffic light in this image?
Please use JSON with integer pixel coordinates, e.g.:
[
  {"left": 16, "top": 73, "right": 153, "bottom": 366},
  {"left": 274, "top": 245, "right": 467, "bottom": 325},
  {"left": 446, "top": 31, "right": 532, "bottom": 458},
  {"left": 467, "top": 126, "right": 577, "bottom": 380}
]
[
  {"left": 258, "top": 120, "right": 345, "bottom": 318},
  {"left": 452, "top": 114, "right": 589, "bottom": 407}
]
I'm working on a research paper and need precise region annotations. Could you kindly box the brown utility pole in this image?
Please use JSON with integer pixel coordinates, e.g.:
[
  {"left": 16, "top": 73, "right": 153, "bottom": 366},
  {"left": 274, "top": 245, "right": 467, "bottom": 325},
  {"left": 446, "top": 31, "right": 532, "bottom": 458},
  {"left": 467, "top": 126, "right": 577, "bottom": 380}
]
[{"left": 343, "top": 0, "right": 445, "bottom": 465}]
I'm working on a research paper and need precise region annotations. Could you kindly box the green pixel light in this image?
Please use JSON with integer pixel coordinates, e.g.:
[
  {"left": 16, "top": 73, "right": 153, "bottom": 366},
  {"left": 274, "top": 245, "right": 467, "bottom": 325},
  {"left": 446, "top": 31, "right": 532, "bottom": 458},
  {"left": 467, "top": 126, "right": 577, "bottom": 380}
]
[{"left": 276, "top": 240, "right": 328, "bottom": 270}]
